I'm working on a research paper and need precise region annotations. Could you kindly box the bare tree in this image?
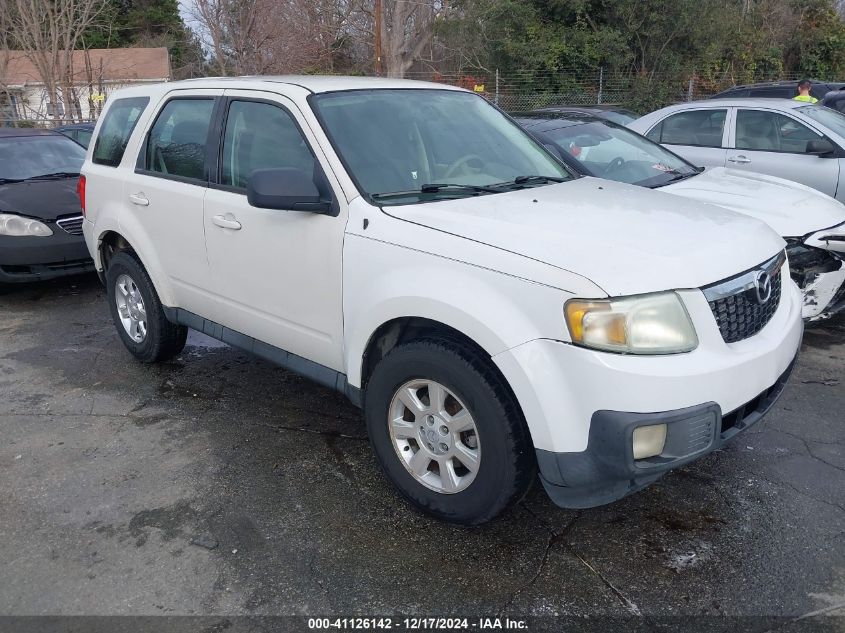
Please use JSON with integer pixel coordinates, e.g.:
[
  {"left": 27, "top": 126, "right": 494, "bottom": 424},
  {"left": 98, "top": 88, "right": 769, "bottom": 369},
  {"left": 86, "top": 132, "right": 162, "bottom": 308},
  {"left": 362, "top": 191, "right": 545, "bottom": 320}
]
[
  {"left": 1, "top": 0, "right": 108, "bottom": 122},
  {"left": 355, "top": 0, "right": 448, "bottom": 77},
  {"left": 189, "top": 0, "right": 361, "bottom": 75}
]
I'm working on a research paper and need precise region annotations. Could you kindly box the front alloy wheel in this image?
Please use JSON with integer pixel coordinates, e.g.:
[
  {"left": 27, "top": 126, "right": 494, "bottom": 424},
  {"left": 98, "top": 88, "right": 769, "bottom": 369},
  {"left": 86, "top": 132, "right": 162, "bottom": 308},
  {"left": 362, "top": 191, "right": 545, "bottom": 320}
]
[
  {"left": 389, "top": 379, "right": 481, "bottom": 494},
  {"left": 364, "top": 339, "right": 536, "bottom": 525}
]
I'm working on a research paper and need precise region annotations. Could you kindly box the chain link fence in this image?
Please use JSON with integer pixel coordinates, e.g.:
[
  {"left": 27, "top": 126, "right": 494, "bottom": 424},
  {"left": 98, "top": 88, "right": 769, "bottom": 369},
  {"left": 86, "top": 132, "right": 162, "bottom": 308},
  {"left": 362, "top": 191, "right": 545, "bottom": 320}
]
[
  {"left": 0, "top": 116, "right": 97, "bottom": 129},
  {"left": 404, "top": 69, "right": 819, "bottom": 113},
  {"left": 0, "top": 70, "right": 825, "bottom": 127}
]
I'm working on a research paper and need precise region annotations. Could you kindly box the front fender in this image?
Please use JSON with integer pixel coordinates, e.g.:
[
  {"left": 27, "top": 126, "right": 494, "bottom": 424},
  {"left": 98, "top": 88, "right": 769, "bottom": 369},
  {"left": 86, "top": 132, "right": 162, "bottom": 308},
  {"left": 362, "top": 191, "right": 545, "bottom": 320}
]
[{"left": 343, "top": 233, "right": 577, "bottom": 388}]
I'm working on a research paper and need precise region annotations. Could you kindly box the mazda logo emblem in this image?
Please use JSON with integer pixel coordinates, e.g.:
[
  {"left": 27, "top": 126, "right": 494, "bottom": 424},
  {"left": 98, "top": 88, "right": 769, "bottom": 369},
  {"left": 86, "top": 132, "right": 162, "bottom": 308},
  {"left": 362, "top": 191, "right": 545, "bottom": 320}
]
[{"left": 754, "top": 270, "right": 773, "bottom": 304}]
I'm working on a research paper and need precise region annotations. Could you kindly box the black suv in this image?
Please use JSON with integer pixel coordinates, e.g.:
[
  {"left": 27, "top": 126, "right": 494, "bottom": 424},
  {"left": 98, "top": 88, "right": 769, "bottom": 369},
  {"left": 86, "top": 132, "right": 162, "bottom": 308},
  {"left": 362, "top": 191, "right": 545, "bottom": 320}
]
[{"left": 710, "top": 80, "right": 845, "bottom": 100}]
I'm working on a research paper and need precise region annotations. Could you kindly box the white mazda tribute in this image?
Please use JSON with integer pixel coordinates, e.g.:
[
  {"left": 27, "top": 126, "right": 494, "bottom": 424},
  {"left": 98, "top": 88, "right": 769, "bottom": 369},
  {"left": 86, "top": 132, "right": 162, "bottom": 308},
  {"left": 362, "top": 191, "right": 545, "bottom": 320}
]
[{"left": 81, "top": 77, "right": 803, "bottom": 524}]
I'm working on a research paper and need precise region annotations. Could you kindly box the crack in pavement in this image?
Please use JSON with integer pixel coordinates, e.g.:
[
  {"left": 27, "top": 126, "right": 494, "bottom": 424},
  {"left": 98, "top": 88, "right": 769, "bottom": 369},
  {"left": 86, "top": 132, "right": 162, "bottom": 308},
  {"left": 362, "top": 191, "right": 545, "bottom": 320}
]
[
  {"left": 765, "top": 428, "right": 845, "bottom": 474},
  {"left": 761, "top": 600, "right": 845, "bottom": 633},
  {"left": 497, "top": 504, "right": 580, "bottom": 616},
  {"left": 756, "top": 472, "right": 845, "bottom": 515},
  {"left": 514, "top": 503, "right": 642, "bottom": 616},
  {"left": 500, "top": 503, "right": 641, "bottom": 617},
  {"left": 768, "top": 425, "right": 844, "bottom": 447}
]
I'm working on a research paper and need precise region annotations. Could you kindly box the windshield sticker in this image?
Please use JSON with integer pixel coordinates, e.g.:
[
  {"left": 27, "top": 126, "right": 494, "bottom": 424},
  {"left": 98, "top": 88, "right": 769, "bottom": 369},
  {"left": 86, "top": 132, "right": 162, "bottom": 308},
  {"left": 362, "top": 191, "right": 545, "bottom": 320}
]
[{"left": 651, "top": 163, "right": 674, "bottom": 172}]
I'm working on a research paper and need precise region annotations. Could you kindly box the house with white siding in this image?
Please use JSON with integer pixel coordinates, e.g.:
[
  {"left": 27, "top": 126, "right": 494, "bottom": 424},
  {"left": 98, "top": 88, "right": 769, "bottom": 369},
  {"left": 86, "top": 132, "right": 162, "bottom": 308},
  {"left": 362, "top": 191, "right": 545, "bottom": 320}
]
[{"left": 0, "top": 47, "right": 170, "bottom": 125}]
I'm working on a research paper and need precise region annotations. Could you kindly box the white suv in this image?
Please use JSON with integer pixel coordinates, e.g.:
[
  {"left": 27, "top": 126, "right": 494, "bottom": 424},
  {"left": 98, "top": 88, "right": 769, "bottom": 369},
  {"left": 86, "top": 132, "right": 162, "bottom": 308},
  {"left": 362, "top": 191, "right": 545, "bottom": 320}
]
[{"left": 81, "top": 77, "right": 803, "bottom": 524}]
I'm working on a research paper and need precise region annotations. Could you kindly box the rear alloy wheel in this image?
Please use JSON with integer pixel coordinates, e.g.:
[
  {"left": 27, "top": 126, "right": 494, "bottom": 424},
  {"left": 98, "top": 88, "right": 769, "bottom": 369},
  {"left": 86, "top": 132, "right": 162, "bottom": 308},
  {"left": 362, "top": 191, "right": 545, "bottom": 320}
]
[
  {"left": 105, "top": 251, "right": 187, "bottom": 363},
  {"left": 365, "top": 339, "right": 536, "bottom": 525},
  {"left": 114, "top": 273, "right": 148, "bottom": 343}
]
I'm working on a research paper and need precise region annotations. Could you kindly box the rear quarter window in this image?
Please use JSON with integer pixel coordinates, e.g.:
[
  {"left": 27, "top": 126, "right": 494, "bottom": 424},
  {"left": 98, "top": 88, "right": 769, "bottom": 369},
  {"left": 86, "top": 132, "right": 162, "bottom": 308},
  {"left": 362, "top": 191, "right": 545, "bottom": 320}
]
[{"left": 92, "top": 97, "right": 149, "bottom": 167}]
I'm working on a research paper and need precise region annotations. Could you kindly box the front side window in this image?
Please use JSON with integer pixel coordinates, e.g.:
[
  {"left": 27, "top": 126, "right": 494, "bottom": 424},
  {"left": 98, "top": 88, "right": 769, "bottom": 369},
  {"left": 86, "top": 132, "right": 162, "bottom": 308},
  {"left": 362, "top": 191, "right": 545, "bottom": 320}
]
[
  {"left": 648, "top": 109, "right": 727, "bottom": 148},
  {"left": 537, "top": 120, "right": 699, "bottom": 188},
  {"left": 145, "top": 98, "right": 215, "bottom": 181},
  {"left": 735, "top": 110, "right": 823, "bottom": 153},
  {"left": 0, "top": 135, "right": 85, "bottom": 181},
  {"left": 92, "top": 96, "right": 149, "bottom": 167},
  {"left": 311, "top": 89, "right": 572, "bottom": 204},
  {"left": 221, "top": 100, "right": 315, "bottom": 189}
]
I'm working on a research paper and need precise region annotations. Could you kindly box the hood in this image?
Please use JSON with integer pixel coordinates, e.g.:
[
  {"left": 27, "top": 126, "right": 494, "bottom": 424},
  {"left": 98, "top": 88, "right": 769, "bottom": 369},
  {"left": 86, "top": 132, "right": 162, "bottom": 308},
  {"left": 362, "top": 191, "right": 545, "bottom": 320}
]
[
  {"left": 0, "top": 178, "right": 82, "bottom": 221},
  {"left": 385, "top": 177, "right": 785, "bottom": 296},
  {"left": 662, "top": 167, "right": 845, "bottom": 237}
]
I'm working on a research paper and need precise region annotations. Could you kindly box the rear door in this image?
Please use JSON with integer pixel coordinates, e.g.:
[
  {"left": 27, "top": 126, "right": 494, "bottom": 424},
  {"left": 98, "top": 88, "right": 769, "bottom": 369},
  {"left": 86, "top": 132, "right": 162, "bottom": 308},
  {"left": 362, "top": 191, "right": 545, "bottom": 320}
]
[
  {"left": 201, "top": 90, "right": 346, "bottom": 371},
  {"left": 726, "top": 107, "right": 839, "bottom": 197},
  {"left": 645, "top": 107, "right": 729, "bottom": 168},
  {"left": 126, "top": 90, "right": 222, "bottom": 310}
]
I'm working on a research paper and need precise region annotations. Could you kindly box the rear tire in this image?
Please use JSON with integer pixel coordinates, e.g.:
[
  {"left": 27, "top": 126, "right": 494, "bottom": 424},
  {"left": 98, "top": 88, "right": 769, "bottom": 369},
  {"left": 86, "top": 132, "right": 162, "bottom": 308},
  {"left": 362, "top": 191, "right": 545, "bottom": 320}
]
[
  {"left": 364, "top": 339, "right": 536, "bottom": 525},
  {"left": 105, "top": 251, "right": 187, "bottom": 363}
]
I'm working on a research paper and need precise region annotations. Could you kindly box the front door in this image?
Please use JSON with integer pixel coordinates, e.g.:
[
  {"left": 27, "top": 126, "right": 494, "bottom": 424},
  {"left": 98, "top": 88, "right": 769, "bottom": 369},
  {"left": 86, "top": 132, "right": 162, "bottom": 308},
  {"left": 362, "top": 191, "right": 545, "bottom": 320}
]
[
  {"left": 202, "top": 91, "right": 346, "bottom": 371},
  {"left": 727, "top": 108, "right": 840, "bottom": 198}
]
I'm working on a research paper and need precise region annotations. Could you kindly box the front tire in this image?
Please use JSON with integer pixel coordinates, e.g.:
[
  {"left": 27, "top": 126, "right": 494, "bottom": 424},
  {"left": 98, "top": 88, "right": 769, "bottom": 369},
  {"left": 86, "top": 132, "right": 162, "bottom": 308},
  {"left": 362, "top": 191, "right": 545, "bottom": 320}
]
[
  {"left": 364, "top": 339, "right": 536, "bottom": 525},
  {"left": 105, "top": 251, "right": 187, "bottom": 363}
]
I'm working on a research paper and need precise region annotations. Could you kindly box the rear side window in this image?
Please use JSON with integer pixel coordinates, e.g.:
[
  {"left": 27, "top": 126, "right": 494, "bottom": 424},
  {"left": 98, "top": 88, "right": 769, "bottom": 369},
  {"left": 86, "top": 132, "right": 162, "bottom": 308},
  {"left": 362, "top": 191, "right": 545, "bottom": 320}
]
[
  {"left": 221, "top": 100, "right": 315, "bottom": 189},
  {"left": 647, "top": 109, "right": 727, "bottom": 148},
  {"left": 92, "top": 97, "right": 149, "bottom": 166},
  {"left": 144, "top": 98, "right": 215, "bottom": 181}
]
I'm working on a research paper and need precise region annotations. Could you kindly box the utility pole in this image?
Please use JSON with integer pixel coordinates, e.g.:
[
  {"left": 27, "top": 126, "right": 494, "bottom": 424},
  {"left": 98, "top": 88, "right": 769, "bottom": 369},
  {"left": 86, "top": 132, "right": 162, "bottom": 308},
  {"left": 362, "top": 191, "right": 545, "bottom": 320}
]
[{"left": 374, "top": 0, "right": 383, "bottom": 76}]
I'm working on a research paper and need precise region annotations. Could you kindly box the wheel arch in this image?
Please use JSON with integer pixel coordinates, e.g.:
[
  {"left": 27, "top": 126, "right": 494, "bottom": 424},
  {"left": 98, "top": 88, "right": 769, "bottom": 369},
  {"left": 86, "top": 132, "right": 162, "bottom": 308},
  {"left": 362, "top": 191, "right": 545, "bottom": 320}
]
[{"left": 95, "top": 227, "right": 176, "bottom": 306}]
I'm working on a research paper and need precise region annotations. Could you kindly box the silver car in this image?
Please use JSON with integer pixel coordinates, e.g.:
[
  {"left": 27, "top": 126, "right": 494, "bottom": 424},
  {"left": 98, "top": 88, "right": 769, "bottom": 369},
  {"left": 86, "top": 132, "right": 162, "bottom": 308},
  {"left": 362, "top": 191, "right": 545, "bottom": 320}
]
[{"left": 629, "top": 98, "right": 845, "bottom": 203}]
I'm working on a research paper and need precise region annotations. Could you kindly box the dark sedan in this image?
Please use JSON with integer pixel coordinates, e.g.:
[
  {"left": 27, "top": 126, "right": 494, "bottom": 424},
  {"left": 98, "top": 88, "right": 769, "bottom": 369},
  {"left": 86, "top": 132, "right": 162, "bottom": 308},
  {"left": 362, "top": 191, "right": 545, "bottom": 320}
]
[
  {"left": 0, "top": 129, "right": 93, "bottom": 286},
  {"left": 54, "top": 123, "right": 95, "bottom": 148},
  {"left": 532, "top": 104, "right": 639, "bottom": 125}
]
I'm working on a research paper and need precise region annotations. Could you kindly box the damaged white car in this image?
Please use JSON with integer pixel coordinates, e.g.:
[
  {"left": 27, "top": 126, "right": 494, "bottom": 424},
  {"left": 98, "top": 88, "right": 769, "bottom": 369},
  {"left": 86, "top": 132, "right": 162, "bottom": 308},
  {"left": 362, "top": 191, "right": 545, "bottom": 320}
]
[{"left": 516, "top": 111, "right": 845, "bottom": 320}]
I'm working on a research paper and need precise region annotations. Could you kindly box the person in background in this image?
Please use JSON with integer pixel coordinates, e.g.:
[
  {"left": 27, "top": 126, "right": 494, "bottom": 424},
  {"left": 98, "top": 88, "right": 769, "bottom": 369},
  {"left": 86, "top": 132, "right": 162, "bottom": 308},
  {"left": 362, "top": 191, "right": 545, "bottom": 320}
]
[{"left": 794, "top": 79, "right": 819, "bottom": 103}]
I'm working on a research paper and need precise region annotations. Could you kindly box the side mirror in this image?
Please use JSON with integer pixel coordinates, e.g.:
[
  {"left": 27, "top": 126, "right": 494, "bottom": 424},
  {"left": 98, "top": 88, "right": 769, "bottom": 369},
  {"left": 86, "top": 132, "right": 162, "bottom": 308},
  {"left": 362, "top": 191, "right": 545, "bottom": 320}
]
[
  {"left": 806, "top": 138, "right": 836, "bottom": 157},
  {"left": 247, "top": 168, "right": 333, "bottom": 213}
]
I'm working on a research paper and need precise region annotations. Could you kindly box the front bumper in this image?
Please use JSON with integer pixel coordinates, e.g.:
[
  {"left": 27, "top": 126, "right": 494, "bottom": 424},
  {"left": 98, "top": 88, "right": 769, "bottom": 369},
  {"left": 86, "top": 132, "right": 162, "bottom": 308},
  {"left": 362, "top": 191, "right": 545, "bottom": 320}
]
[
  {"left": 536, "top": 356, "right": 796, "bottom": 508},
  {"left": 0, "top": 231, "right": 93, "bottom": 283},
  {"left": 492, "top": 273, "right": 803, "bottom": 509}
]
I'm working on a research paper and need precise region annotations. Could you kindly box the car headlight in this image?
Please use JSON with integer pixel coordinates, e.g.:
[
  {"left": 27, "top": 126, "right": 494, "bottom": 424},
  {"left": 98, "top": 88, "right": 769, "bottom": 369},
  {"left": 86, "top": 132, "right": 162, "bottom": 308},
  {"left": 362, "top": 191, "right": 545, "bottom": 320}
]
[
  {"left": 564, "top": 292, "right": 698, "bottom": 354},
  {"left": 0, "top": 213, "right": 53, "bottom": 237}
]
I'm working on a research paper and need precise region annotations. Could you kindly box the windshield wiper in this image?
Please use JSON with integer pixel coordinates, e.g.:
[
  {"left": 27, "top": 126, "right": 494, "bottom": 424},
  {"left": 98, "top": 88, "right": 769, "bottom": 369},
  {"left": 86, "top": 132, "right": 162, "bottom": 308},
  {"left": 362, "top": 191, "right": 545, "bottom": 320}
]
[
  {"left": 370, "top": 183, "right": 500, "bottom": 202},
  {"left": 26, "top": 172, "right": 80, "bottom": 181},
  {"left": 0, "top": 177, "right": 25, "bottom": 184},
  {"left": 491, "top": 175, "right": 568, "bottom": 189},
  {"left": 420, "top": 182, "right": 500, "bottom": 194},
  {"left": 661, "top": 171, "right": 699, "bottom": 184}
]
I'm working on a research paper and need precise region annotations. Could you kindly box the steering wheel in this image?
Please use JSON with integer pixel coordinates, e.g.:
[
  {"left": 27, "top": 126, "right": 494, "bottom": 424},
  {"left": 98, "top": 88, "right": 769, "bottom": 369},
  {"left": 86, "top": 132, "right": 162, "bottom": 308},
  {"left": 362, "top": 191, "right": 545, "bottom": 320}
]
[
  {"left": 444, "top": 154, "right": 485, "bottom": 180},
  {"left": 604, "top": 156, "right": 626, "bottom": 175}
]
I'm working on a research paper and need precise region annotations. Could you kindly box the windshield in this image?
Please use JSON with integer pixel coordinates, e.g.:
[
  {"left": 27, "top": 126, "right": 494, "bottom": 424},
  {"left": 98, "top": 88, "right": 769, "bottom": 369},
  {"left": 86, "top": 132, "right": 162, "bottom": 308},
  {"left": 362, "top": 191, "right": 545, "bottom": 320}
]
[
  {"left": 797, "top": 104, "right": 845, "bottom": 138},
  {"left": 0, "top": 135, "right": 85, "bottom": 181},
  {"left": 310, "top": 89, "right": 573, "bottom": 204},
  {"left": 534, "top": 119, "right": 699, "bottom": 187}
]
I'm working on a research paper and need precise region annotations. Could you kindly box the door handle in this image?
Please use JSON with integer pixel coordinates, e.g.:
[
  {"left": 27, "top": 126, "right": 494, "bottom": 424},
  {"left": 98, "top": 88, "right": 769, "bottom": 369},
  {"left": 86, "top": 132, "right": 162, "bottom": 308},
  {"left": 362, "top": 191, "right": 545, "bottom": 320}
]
[
  {"left": 212, "top": 214, "right": 242, "bottom": 230},
  {"left": 128, "top": 192, "right": 149, "bottom": 206},
  {"left": 728, "top": 155, "right": 752, "bottom": 164}
]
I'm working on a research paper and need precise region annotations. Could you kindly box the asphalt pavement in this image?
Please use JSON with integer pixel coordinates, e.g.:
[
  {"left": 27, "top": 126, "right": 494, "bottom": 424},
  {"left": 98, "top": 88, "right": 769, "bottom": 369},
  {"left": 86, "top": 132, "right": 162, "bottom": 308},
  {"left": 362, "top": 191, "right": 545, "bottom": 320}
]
[{"left": 1, "top": 273, "right": 843, "bottom": 625}]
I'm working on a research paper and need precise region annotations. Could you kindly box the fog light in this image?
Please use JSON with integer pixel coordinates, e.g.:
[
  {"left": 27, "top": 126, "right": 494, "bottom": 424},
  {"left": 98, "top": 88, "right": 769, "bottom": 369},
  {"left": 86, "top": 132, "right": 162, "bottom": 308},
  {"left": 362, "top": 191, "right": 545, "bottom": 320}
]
[{"left": 633, "top": 424, "right": 667, "bottom": 460}]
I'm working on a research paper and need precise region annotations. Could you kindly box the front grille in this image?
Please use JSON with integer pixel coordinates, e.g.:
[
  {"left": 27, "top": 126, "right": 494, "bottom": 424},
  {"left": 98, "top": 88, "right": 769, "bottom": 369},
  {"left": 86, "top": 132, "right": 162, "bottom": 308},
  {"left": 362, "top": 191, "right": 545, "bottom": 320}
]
[
  {"left": 56, "top": 215, "right": 84, "bottom": 236},
  {"left": 702, "top": 252, "right": 785, "bottom": 344}
]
